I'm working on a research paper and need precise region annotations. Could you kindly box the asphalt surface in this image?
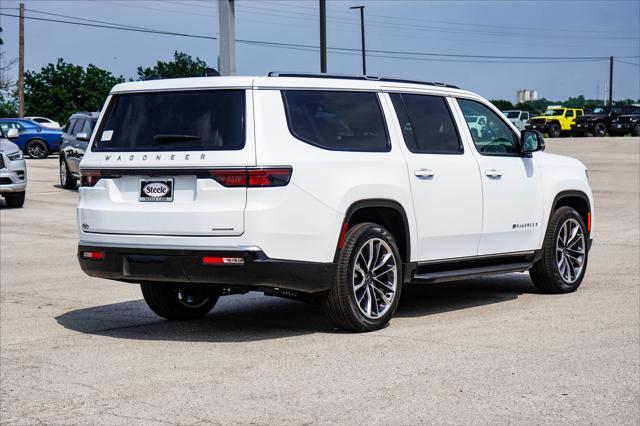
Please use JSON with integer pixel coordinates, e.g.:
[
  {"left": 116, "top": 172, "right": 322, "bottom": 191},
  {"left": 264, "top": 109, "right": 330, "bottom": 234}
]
[{"left": 1, "top": 137, "right": 638, "bottom": 425}]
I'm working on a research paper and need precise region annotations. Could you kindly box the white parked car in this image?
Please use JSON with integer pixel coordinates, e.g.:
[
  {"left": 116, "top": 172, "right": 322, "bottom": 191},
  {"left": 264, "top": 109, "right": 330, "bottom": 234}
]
[
  {"left": 503, "top": 110, "right": 531, "bottom": 131},
  {"left": 464, "top": 115, "right": 486, "bottom": 138},
  {"left": 25, "top": 116, "right": 61, "bottom": 129},
  {"left": 0, "top": 128, "right": 27, "bottom": 207},
  {"left": 76, "top": 73, "right": 594, "bottom": 332}
]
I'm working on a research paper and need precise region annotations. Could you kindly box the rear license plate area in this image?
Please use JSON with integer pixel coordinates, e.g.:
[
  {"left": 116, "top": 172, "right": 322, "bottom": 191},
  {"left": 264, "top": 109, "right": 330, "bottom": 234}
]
[{"left": 139, "top": 179, "right": 174, "bottom": 202}]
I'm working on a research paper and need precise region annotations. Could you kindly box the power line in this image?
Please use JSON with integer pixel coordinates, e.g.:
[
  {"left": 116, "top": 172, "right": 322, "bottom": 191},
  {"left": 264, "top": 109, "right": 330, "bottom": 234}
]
[
  {"left": 260, "top": 0, "right": 639, "bottom": 35},
  {"left": 2, "top": 12, "right": 637, "bottom": 64},
  {"left": 615, "top": 59, "right": 640, "bottom": 67}
]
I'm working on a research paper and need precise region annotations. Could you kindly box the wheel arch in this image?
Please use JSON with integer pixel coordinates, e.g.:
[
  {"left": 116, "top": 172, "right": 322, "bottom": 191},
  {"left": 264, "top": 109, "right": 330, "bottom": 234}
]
[
  {"left": 336, "top": 199, "right": 411, "bottom": 263},
  {"left": 550, "top": 190, "right": 591, "bottom": 237}
]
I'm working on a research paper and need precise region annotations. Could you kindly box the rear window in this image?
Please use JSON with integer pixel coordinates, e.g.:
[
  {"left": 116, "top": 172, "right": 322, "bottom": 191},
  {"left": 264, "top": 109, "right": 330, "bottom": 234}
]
[
  {"left": 282, "top": 90, "right": 389, "bottom": 152},
  {"left": 92, "top": 89, "right": 245, "bottom": 152}
]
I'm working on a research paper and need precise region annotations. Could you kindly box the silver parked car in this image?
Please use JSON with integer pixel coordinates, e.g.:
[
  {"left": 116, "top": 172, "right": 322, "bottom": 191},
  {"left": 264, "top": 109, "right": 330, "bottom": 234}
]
[
  {"left": 503, "top": 110, "right": 531, "bottom": 131},
  {"left": 0, "top": 128, "right": 27, "bottom": 207}
]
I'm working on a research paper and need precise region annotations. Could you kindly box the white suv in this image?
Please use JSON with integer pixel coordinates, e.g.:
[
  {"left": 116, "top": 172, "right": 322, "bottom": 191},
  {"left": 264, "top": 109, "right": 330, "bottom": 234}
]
[{"left": 77, "top": 73, "right": 594, "bottom": 332}]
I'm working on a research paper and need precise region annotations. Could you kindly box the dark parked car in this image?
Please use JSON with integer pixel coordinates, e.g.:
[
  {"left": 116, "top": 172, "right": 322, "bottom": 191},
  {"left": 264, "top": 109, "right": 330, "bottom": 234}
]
[
  {"left": 0, "top": 118, "right": 62, "bottom": 159},
  {"left": 59, "top": 112, "right": 99, "bottom": 189},
  {"left": 610, "top": 114, "right": 640, "bottom": 137},
  {"left": 571, "top": 105, "right": 640, "bottom": 137}
]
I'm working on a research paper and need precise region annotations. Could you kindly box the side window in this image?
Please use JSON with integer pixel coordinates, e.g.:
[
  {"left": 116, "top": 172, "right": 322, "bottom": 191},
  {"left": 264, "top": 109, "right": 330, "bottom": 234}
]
[
  {"left": 457, "top": 99, "right": 519, "bottom": 155},
  {"left": 577, "top": 110, "right": 583, "bottom": 116},
  {"left": 612, "top": 107, "right": 623, "bottom": 115},
  {"left": 82, "top": 119, "right": 93, "bottom": 135},
  {"left": 566, "top": 110, "right": 574, "bottom": 118},
  {"left": 389, "top": 93, "right": 462, "bottom": 154},
  {"left": 523, "top": 112, "right": 529, "bottom": 120},
  {"left": 72, "top": 119, "right": 85, "bottom": 135},
  {"left": 64, "top": 119, "right": 77, "bottom": 134},
  {"left": 282, "top": 90, "right": 389, "bottom": 152}
]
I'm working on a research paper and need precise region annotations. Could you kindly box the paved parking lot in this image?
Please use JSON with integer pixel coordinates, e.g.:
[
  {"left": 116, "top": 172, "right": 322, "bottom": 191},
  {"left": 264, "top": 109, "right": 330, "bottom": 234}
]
[{"left": 1, "top": 137, "right": 638, "bottom": 424}]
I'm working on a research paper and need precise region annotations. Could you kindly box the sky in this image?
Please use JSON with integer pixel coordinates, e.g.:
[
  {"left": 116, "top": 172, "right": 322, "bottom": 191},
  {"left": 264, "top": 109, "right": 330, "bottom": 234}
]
[{"left": 0, "top": 0, "right": 639, "bottom": 103}]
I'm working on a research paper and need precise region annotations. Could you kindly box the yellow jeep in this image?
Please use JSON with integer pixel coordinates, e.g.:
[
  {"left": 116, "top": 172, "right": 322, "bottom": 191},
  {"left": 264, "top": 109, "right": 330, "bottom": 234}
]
[{"left": 526, "top": 107, "right": 584, "bottom": 138}]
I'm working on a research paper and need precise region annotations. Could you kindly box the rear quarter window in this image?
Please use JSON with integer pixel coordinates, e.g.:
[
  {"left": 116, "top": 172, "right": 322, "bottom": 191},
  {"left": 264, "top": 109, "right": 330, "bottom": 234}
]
[{"left": 282, "top": 90, "right": 389, "bottom": 152}]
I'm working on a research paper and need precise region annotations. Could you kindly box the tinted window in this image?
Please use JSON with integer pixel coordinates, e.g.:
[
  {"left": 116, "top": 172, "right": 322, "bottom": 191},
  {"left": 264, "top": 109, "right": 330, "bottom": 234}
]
[
  {"left": 72, "top": 119, "right": 85, "bottom": 135},
  {"left": 282, "top": 90, "right": 389, "bottom": 152},
  {"left": 82, "top": 119, "right": 93, "bottom": 135},
  {"left": 566, "top": 110, "right": 574, "bottom": 118},
  {"left": 93, "top": 90, "right": 245, "bottom": 152},
  {"left": 390, "top": 93, "right": 462, "bottom": 154},
  {"left": 458, "top": 99, "right": 519, "bottom": 155},
  {"left": 63, "top": 119, "right": 75, "bottom": 133}
]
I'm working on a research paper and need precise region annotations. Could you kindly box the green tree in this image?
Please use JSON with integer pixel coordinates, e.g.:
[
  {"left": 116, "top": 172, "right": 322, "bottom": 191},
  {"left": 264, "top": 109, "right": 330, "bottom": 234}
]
[
  {"left": 24, "top": 58, "right": 124, "bottom": 123},
  {"left": 137, "top": 51, "right": 206, "bottom": 80},
  {"left": 490, "top": 99, "right": 514, "bottom": 111}
]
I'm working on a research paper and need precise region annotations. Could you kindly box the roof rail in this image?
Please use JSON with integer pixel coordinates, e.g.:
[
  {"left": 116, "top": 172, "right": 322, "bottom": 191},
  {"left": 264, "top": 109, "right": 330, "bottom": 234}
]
[{"left": 267, "top": 71, "right": 459, "bottom": 89}]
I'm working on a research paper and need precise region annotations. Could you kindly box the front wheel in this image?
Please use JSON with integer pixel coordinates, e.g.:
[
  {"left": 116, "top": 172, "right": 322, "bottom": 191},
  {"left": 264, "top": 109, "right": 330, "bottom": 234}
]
[
  {"left": 594, "top": 123, "right": 607, "bottom": 137},
  {"left": 530, "top": 207, "right": 588, "bottom": 293},
  {"left": 59, "top": 157, "right": 77, "bottom": 189},
  {"left": 25, "top": 139, "right": 49, "bottom": 159},
  {"left": 323, "top": 222, "right": 403, "bottom": 332},
  {"left": 548, "top": 123, "right": 561, "bottom": 138},
  {"left": 141, "top": 283, "right": 220, "bottom": 320},
  {"left": 4, "top": 192, "right": 25, "bottom": 208}
]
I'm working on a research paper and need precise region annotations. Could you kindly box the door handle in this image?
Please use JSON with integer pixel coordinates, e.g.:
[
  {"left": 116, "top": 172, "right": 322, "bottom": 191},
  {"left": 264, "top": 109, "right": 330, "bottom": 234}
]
[
  {"left": 414, "top": 169, "right": 435, "bottom": 178},
  {"left": 485, "top": 169, "right": 503, "bottom": 178}
]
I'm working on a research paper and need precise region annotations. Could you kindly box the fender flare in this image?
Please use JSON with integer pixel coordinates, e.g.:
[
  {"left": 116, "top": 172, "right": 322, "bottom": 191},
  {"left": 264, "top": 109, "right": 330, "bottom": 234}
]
[{"left": 337, "top": 198, "right": 412, "bottom": 262}]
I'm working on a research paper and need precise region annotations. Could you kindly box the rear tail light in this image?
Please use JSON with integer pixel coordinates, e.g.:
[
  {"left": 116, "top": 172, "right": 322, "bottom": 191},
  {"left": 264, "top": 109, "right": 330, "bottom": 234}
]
[
  {"left": 80, "top": 169, "right": 102, "bottom": 187},
  {"left": 209, "top": 168, "right": 292, "bottom": 188},
  {"left": 81, "top": 251, "right": 104, "bottom": 261}
]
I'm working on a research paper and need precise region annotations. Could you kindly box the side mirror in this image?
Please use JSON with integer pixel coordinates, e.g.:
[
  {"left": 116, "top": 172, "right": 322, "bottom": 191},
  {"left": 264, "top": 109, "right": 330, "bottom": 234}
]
[
  {"left": 6, "top": 128, "right": 19, "bottom": 139},
  {"left": 76, "top": 132, "right": 89, "bottom": 141},
  {"left": 521, "top": 129, "right": 545, "bottom": 155}
]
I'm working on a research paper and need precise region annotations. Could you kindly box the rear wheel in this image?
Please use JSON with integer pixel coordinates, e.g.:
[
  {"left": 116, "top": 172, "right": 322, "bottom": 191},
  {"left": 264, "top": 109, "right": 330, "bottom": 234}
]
[
  {"left": 530, "top": 207, "right": 588, "bottom": 293},
  {"left": 4, "top": 192, "right": 25, "bottom": 208},
  {"left": 548, "top": 123, "right": 561, "bottom": 138},
  {"left": 25, "top": 139, "right": 49, "bottom": 159},
  {"left": 594, "top": 123, "right": 607, "bottom": 137},
  {"left": 59, "top": 157, "right": 77, "bottom": 189},
  {"left": 323, "top": 222, "right": 403, "bottom": 332},
  {"left": 140, "top": 283, "right": 220, "bottom": 320}
]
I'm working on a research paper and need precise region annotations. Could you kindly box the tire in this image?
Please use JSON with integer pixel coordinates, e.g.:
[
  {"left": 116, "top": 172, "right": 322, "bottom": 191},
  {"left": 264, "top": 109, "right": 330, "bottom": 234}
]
[
  {"left": 530, "top": 206, "right": 588, "bottom": 294},
  {"left": 323, "top": 222, "right": 403, "bottom": 332},
  {"left": 25, "top": 139, "right": 49, "bottom": 159},
  {"left": 140, "top": 283, "right": 220, "bottom": 320},
  {"left": 59, "top": 157, "right": 77, "bottom": 189},
  {"left": 594, "top": 123, "right": 607, "bottom": 137},
  {"left": 4, "top": 192, "right": 25, "bottom": 208},
  {"left": 548, "top": 123, "right": 561, "bottom": 138},
  {"left": 632, "top": 124, "right": 640, "bottom": 137}
]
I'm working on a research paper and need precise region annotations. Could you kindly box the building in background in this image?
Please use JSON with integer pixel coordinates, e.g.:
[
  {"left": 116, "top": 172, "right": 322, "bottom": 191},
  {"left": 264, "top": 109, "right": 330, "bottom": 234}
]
[{"left": 517, "top": 89, "right": 538, "bottom": 104}]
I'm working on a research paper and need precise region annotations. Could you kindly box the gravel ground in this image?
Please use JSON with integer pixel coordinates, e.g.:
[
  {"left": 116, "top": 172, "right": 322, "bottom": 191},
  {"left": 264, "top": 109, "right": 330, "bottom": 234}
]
[{"left": 1, "top": 137, "right": 638, "bottom": 425}]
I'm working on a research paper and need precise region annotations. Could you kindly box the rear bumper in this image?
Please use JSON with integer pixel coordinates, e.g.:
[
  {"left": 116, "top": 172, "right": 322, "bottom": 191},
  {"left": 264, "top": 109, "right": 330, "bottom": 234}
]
[{"left": 78, "top": 244, "right": 336, "bottom": 294}]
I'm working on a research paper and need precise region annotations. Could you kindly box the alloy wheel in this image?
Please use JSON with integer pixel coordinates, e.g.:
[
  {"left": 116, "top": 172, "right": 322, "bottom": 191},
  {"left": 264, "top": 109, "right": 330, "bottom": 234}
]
[
  {"left": 60, "top": 160, "right": 67, "bottom": 186},
  {"left": 27, "top": 141, "right": 46, "bottom": 159},
  {"left": 556, "top": 218, "right": 586, "bottom": 283},
  {"left": 352, "top": 238, "right": 398, "bottom": 319}
]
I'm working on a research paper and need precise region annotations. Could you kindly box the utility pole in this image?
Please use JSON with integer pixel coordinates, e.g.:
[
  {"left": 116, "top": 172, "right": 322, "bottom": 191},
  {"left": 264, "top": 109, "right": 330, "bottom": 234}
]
[
  {"left": 608, "top": 56, "right": 613, "bottom": 106},
  {"left": 319, "top": 0, "right": 327, "bottom": 73},
  {"left": 218, "top": 0, "right": 236, "bottom": 76},
  {"left": 18, "top": 2, "right": 25, "bottom": 117},
  {"left": 350, "top": 5, "right": 366, "bottom": 75}
]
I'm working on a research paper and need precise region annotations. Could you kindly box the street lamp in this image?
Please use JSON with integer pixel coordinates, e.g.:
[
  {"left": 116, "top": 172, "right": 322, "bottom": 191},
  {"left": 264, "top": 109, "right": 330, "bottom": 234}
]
[{"left": 350, "top": 5, "right": 366, "bottom": 75}]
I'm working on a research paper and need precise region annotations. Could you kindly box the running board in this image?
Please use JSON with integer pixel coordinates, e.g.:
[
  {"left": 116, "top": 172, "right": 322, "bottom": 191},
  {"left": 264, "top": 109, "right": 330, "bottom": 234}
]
[{"left": 410, "top": 262, "right": 532, "bottom": 284}]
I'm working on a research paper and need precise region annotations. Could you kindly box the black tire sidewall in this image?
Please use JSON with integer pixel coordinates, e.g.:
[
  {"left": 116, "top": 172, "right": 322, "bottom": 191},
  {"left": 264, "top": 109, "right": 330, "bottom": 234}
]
[
  {"left": 543, "top": 208, "right": 588, "bottom": 292},
  {"left": 594, "top": 123, "right": 606, "bottom": 137},
  {"left": 335, "top": 223, "right": 403, "bottom": 331},
  {"left": 26, "top": 139, "right": 49, "bottom": 159},
  {"left": 549, "top": 124, "right": 561, "bottom": 138}
]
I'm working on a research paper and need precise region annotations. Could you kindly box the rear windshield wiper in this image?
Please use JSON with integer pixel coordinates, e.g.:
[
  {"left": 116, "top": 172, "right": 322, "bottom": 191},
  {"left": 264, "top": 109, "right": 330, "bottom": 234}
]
[{"left": 153, "top": 134, "right": 201, "bottom": 143}]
